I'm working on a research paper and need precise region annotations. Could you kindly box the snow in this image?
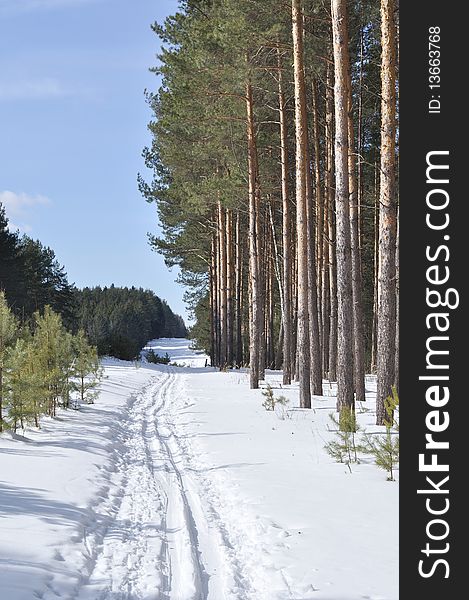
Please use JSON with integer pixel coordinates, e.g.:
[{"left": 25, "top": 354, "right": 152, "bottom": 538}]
[
  {"left": 0, "top": 338, "right": 398, "bottom": 600},
  {"left": 143, "top": 338, "right": 208, "bottom": 368}
]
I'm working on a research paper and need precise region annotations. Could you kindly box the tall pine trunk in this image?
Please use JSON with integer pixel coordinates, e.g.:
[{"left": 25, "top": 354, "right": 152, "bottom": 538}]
[
  {"left": 246, "top": 78, "right": 261, "bottom": 388},
  {"left": 376, "top": 0, "right": 397, "bottom": 424},
  {"left": 218, "top": 201, "right": 228, "bottom": 368},
  {"left": 278, "top": 48, "right": 293, "bottom": 386},
  {"left": 235, "top": 210, "right": 244, "bottom": 367},
  {"left": 312, "top": 79, "right": 324, "bottom": 353},
  {"left": 347, "top": 82, "right": 366, "bottom": 403},
  {"left": 370, "top": 161, "right": 379, "bottom": 373},
  {"left": 307, "top": 81, "right": 323, "bottom": 396},
  {"left": 325, "top": 63, "right": 338, "bottom": 381},
  {"left": 394, "top": 209, "right": 399, "bottom": 394},
  {"left": 226, "top": 209, "right": 234, "bottom": 367},
  {"left": 292, "top": 0, "right": 311, "bottom": 408},
  {"left": 331, "top": 0, "right": 354, "bottom": 410}
]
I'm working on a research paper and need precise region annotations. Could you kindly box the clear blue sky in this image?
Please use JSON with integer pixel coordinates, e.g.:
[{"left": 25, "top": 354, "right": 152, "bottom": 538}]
[{"left": 0, "top": 0, "right": 189, "bottom": 320}]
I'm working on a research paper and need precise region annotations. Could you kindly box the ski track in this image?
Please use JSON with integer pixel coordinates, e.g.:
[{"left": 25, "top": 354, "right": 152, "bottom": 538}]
[{"left": 70, "top": 367, "right": 271, "bottom": 600}]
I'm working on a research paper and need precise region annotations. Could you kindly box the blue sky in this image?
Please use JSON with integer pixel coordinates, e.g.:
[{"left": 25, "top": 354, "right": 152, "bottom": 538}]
[{"left": 0, "top": 0, "right": 189, "bottom": 320}]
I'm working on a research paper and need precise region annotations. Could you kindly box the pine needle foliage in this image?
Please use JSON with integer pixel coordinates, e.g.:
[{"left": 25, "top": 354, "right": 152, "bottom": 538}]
[
  {"left": 146, "top": 349, "right": 171, "bottom": 365},
  {"left": 71, "top": 330, "right": 103, "bottom": 406},
  {"left": 1, "top": 304, "right": 104, "bottom": 432},
  {"left": 0, "top": 291, "right": 18, "bottom": 432},
  {"left": 261, "top": 384, "right": 289, "bottom": 412},
  {"left": 362, "top": 388, "right": 399, "bottom": 480},
  {"left": 324, "top": 408, "right": 361, "bottom": 472}
]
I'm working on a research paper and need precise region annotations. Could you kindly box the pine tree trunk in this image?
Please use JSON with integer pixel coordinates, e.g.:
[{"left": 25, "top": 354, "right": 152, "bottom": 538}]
[
  {"left": 226, "top": 209, "right": 234, "bottom": 367},
  {"left": 321, "top": 189, "right": 331, "bottom": 376},
  {"left": 292, "top": 0, "right": 311, "bottom": 408},
  {"left": 347, "top": 82, "right": 366, "bottom": 403},
  {"left": 312, "top": 79, "right": 323, "bottom": 350},
  {"left": 306, "top": 160, "right": 323, "bottom": 396},
  {"left": 370, "top": 163, "right": 379, "bottom": 373},
  {"left": 376, "top": 0, "right": 397, "bottom": 424},
  {"left": 267, "top": 248, "right": 275, "bottom": 369},
  {"left": 331, "top": 0, "right": 355, "bottom": 410},
  {"left": 292, "top": 250, "right": 298, "bottom": 380},
  {"left": 246, "top": 78, "right": 261, "bottom": 389},
  {"left": 325, "top": 63, "right": 338, "bottom": 382},
  {"left": 210, "top": 228, "right": 219, "bottom": 367},
  {"left": 209, "top": 241, "right": 215, "bottom": 367},
  {"left": 235, "top": 211, "right": 243, "bottom": 367},
  {"left": 267, "top": 198, "right": 284, "bottom": 371},
  {"left": 307, "top": 80, "right": 323, "bottom": 396},
  {"left": 278, "top": 48, "right": 293, "bottom": 386},
  {"left": 394, "top": 208, "right": 399, "bottom": 393},
  {"left": 275, "top": 322, "right": 284, "bottom": 370},
  {"left": 357, "top": 26, "right": 365, "bottom": 252},
  {"left": 218, "top": 202, "right": 228, "bottom": 368},
  {"left": 328, "top": 212, "right": 338, "bottom": 383},
  {"left": 217, "top": 210, "right": 223, "bottom": 366},
  {"left": 258, "top": 213, "right": 266, "bottom": 381}
]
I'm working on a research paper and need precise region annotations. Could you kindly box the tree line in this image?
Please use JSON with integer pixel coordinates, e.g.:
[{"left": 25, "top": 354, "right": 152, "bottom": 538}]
[
  {"left": 1, "top": 204, "right": 187, "bottom": 361},
  {"left": 76, "top": 286, "right": 187, "bottom": 360},
  {"left": 142, "top": 0, "right": 398, "bottom": 425}
]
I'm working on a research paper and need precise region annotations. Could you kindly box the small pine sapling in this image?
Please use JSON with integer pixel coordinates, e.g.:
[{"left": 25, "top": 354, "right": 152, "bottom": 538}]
[
  {"left": 261, "top": 384, "right": 289, "bottom": 414},
  {"left": 146, "top": 349, "right": 171, "bottom": 365},
  {"left": 5, "top": 338, "right": 47, "bottom": 431},
  {"left": 362, "top": 388, "right": 399, "bottom": 480},
  {"left": 72, "top": 330, "right": 103, "bottom": 406},
  {"left": 274, "top": 395, "right": 290, "bottom": 420},
  {"left": 324, "top": 408, "right": 361, "bottom": 472},
  {"left": 261, "top": 385, "right": 275, "bottom": 411}
]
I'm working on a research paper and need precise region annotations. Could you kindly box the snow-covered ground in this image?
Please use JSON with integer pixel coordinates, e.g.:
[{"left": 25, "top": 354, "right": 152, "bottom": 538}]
[
  {"left": 143, "top": 338, "right": 208, "bottom": 368},
  {"left": 0, "top": 338, "right": 398, "bottom": 600}
]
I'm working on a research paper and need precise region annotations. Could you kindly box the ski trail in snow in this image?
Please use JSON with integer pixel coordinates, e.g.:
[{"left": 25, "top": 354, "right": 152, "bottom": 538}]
[
  {"left": 145, "top": 372, "right": 209, "bottom": 600},
  {"left": 159, "top": 378, "right": 288, "bottom": 600},
  {"left": 154, "top": 374, "right": 290, "bottom": 600},
  {"left": 74, "top": 375, "right": 170, "bottom": 600},
  {"left": 73, "top": 368, "right": 278, "bottom": 600}
]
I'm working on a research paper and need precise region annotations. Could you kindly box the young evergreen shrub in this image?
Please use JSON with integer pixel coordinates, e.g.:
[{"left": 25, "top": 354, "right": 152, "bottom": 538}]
[
  {"left": 274, "top": 395, "right": 290, "bottom": 420},
  {"left": 261, "top": 385, "right": 276, "bottom": 411},
  {"left": 324, "top": 409, "right": 361, "bottom": 472},
  {"left": 72, "top": 330, "right": 103, "bottom": 406},
  {"left": 361, "top": 388, "right": 399, "bottom": 480},
  {"left": 146, "top": 349, "right": 171, "bottom": 365},
  {"left": 0, "top": 300, "right": 105, "bottom": 432},
  {"left": 33, "top": 307, "right": 75, "bottom": 416},
  {"left": 5, "top": 338, "right": 47, "bottom": 431},
  {"left": 261, "top": 384, "right": 289, "bottom": 414}
]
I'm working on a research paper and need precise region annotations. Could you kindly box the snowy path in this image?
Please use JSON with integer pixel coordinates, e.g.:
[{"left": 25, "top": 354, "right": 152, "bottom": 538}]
[
  {"left": 1, "top": 339, "right": 398, "bottom": 600},
  {"left": 75, "top": 370, "right": 253, "bottom": 600}
]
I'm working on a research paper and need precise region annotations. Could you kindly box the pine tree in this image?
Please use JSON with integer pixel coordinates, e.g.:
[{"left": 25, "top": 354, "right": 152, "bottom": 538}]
[
  {"left": 0, "top": 291, "right": 18, "bottom": 432},
  {"left": 362, "top": 388, "right": 399, "bottom": 480},
  {"left": 376, "top": 0, "right": 398, "bottom": 424},
  {"left": 331, "top": 0, "right": 355, "bottom": 413},
  {"left": 142, "top": 0, "right": 398, "bottom": 424},
  {"left": 0, "top": 205, "right": 25, "bottom": 312},
  {"left": 72, "top": 330, "right": 102, "bottom": 406},
  {"left": 5, "top": 338, "right": 47, "bottom": 431},
  {"left": 324, "top": 408, "right": 361, "bottom": 471},
  {"left": 33, "top": 306, "right": 73, "bottom": 417}
]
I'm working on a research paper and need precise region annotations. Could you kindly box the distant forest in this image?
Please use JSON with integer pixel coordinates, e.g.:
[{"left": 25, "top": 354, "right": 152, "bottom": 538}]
[{"left": 0, "top": 204, "right": 186, "bottom": 360}]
